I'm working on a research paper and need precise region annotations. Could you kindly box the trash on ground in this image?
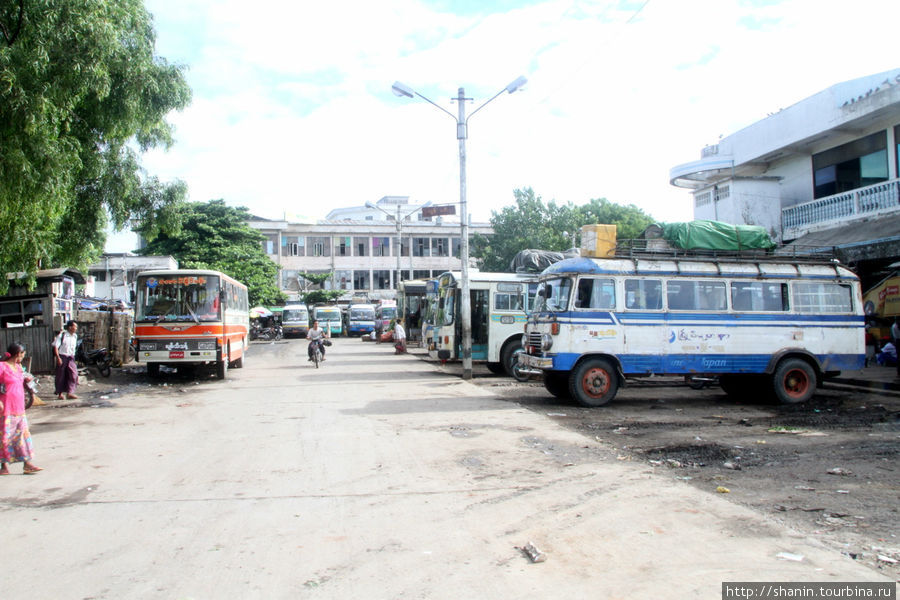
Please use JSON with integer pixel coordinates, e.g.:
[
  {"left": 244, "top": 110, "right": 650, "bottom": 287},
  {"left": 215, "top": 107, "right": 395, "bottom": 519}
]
[
  {"left": 776, "top": 552, "right": 804, "bottom": 562},
  {"left": 519, "top": 541, "right": 547, "bottom": 563},
  {"left": 723, "top": 461, "right": 741, "bottom": 470},
  {"left": 877, "top": 555, "right": 898, "bottom": 564},
  {"left": 827, "top": 468, "right": 852, "bottom": 476},
  {"left": 716, "top": 486, "right": 730, "bottom": 493}
]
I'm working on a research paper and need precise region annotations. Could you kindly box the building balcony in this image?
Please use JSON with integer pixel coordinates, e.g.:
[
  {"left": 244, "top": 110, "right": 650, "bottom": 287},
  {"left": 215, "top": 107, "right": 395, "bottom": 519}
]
[{"left": 781, "top": 178, "right": 900, "bottom": 240}]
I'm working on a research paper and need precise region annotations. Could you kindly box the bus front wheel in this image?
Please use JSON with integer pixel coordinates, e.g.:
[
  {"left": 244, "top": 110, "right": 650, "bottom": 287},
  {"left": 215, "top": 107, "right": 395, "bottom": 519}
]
[
  {"left": 147, "top": 362, "right": 160, "bottom": 378},
  {"left": 773, "top": 359, "right": 817, "bottom": 404},
  {"left": 570, "top": 359, "right": 619, "bottom": 407},
  {"left": 217, "top": 347, "right": 229, "bottom": 380}
]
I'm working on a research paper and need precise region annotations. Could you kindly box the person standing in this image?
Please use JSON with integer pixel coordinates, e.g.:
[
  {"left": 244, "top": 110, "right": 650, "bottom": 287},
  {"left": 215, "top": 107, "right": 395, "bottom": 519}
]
[
  {"left": 0, "top": 342, "right": 42, "bottom": 475},
  {"left": 892, "top": 317, "right": 900, "bottom": 377},
  {"left": 52, "top": 320, "right": 79, "bottom": 400},
  {"left": 393, "top": 318, "right": 407, "bottom": 354}
]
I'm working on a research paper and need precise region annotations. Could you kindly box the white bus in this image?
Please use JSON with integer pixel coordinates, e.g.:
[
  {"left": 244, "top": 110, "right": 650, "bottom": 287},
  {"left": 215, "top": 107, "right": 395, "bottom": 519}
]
[
  {"left": 429, "top": 271, "right": 538, "bottom": 378},
  {"left": 134, "top": 269, "right": 250, "bottom": 379},
  {"left": 282, "top": 303, "right": 309, "bottom": 337},
  {"left": 519, "top": 254, "right": 865, "bottom": 406}
]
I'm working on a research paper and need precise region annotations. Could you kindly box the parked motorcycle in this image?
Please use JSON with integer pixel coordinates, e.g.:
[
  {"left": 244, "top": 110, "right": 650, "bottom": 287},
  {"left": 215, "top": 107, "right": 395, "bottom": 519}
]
[
  {"left": 76, "top": 340, "right": 112, "bottom": 377},
  {"left": 255, "top": 323, "right": 284, "bottom": 341},
  {"left": 24, "top": 369, "right": 37, "bottom": 409}
]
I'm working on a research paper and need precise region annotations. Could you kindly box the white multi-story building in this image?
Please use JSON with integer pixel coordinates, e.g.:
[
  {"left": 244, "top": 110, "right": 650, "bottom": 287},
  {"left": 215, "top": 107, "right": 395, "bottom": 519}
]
[
  {"left": 670, "top": 68, "right": 900, "bottom": 281},
  {"left": 250, "top": 196, "right": 491, "bottom": 300},
  {"left": 85, "top": 253, "right": 178, "bottom": 303}
]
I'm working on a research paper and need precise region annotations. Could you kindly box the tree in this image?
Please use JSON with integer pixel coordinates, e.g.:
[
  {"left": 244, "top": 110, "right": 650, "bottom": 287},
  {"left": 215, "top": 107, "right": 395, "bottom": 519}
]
[
  {"left": 137, "top": 200, "right": 286, "bottom": 306},
  {"left": 296, "top": 272, "right": 344, "bottom": 305},
  {"left": 0, "top": 0, "right": 191, "bottom": 291},
  {"left": 471, "top": 188, "right": 655, "bottom": 272}
]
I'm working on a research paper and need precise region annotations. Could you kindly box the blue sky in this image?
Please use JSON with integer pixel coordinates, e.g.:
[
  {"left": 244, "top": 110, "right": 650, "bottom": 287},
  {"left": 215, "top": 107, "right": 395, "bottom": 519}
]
[{"left": 109, "top": 0, "right": 899, "bottom": 251}]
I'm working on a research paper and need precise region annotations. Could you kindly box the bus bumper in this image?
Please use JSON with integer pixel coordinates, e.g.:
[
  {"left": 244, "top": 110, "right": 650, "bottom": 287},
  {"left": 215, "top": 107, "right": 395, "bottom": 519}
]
[{"left": 519, "top": 353, "right": 553, "bottom": 370}]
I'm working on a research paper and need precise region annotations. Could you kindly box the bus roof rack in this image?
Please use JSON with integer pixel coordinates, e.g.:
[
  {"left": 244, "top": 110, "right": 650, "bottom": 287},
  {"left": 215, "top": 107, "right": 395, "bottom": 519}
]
[{"left": 612, "top": 239, "right": 842, "bottom": 265}]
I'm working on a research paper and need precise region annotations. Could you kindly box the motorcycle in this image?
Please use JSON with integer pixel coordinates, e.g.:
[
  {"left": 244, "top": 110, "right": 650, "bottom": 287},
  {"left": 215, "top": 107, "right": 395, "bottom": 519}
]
[
  {"left": 76, "top": 340, "right": 112, "bottom": 377},
  {"left": 24, "top": 369, "right": 37, "bottom": 409},
  {"left": 255, "top": 323, "right": 283, "bottom": 341}
]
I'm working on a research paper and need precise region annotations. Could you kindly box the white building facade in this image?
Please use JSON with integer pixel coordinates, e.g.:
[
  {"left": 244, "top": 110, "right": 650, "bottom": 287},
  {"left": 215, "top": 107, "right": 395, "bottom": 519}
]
[
  {"left": 85, "top": 254, "right": 178, "bottom": 303},
  {"left": 250, "top": 197, "right": 491, "bottom": 301},
  {"left": 669, "top": 69, "right": 900, "bottom": 258}
]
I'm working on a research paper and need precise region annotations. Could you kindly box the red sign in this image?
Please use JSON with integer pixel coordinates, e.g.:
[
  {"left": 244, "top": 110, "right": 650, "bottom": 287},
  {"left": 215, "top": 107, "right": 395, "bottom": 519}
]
[
  {"left": 169, "top": 351, "right": 185, "bottom": 359},
  {"left": 422, "top": 205, "right": 455, "bottom": 218}
]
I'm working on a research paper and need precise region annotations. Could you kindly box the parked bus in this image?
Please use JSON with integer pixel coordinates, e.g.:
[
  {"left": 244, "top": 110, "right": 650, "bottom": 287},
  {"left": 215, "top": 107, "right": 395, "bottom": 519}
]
[
  {"left": 519, "top": 254, "right": 865, "bottom": 406},
  {"left": 134, "top": 269, "right": 250, "bottom": 379},
  {"left": 374, "top": 300, "right": 397, "bottom": 335},
  {"left": 313, "top": 304, "right": 342, "bottom": 336},
  {"left": 429, "top": 271, "right": 537, "bottom": 378},
  {"left": 345, "top": 303, "right": 377, "bottom": 336},
  {"left": 282, "top": 303, "right": 310, "bottom": 337}
]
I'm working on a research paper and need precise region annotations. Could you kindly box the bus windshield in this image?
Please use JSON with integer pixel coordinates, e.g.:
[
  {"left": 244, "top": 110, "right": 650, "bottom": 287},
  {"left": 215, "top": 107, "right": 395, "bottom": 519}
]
[
  {"left": 535, "top": 277, "right": 573, "bottom": 312},
  {"left": 350, "top": 307, "right": 375, "bottom": 320},
  {"left": 135, "top": 274, "right": 221, "bottom": 323},
  {"left": 316, "top": 308, "right": 341, "bottom": 320},
  {"left": 283, "top": 308, "right": 308, "bottom": 322},
  {"left": 380, "top": 306, "right": 397, "bottom": 319}
]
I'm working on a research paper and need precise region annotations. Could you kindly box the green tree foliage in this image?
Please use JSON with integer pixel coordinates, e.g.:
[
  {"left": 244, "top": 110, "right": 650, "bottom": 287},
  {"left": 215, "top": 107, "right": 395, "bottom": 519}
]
[
  {"left": 471, "top": 188, "right": 655, "bottom": 272},
  {"left": 0, "top": 0, "right": 191, "bottom": 291},
  {"left": 137, "top": 200, "right": 286, "bottom": 306},
  {"left": 296, "top": 272, "right": 345, "bottom": 305}
]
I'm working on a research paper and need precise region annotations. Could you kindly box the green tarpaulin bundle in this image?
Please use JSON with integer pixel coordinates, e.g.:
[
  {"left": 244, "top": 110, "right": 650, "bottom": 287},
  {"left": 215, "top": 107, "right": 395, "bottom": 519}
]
[{"left": 656, "top": 220, "right": 776, "bottom": 251}]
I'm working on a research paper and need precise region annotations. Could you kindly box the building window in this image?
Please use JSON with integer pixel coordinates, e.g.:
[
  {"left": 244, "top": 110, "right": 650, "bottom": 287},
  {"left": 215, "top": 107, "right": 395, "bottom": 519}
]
[
  {"left": 413, "top": 270, "right": 430, "bottom": 280},
  {"left": 282, "top": 236, "right": 305, "bottom": 257},
  {"left": 452, "top": 237, "right": 461, "bottom": 258},
  {"left": 373, "top": 270, "right": 390, "bottom": 289},
  {"left": 354, "top": 237, "right": 369, "bottom": 257},
  {"left": 413, "top": 237, "right": 430, "bottom": 257},
  {"left": 353, "top": 270, "right": 370, "bottom": 290},
  {"left": 372, "top": 237, "right": 390, "bottom": 256},
  {"left": 695, "top": 191, "right": 711, "bottom": 207},
  {"left": 335, "top": 236, "right": 351, "bottom": 257},
  {"left": 812, "top": 131, "right": 888, "bottom": 199},
  {"left": 432, "top": 237, "right": 449, "bottom": 257},
  {"left": 714, "top": 185, "right": 729, "bottom": 202},
  {"left": 90, "top": 270, "right": 107, "bottom": 282},
  {"left": 308, "top": 237, "right": 330, "bottom": 257},
  {"left": 394, "top": 237, "right": 410, "bottom": 257}
]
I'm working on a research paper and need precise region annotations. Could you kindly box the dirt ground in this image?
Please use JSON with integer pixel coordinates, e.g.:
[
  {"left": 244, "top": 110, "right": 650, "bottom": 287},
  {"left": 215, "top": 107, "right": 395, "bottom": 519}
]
[
  {"left": 472, "top": 371, "right": 900, "bottom": 580},
  {"left": 30, "top": 354, "right": 900, "bottom": 581}
]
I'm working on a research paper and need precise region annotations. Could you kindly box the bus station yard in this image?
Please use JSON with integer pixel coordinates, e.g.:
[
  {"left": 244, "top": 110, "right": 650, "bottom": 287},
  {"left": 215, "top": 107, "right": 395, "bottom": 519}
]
[
  {"left": 448, "top": 353, "right": 900, "bottom": 579},
  {"left": 28, "top": 338, "right": 900, "bottom": 581}
]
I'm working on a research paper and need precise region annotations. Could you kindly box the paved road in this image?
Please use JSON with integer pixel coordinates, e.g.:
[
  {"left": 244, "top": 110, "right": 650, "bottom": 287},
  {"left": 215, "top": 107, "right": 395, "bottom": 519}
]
[{"left": 1, "top": 337, "right": 890, "bottom": 599}]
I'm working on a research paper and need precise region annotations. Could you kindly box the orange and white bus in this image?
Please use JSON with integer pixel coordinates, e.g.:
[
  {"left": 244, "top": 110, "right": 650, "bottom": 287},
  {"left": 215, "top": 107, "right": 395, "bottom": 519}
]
[{"left": 133, "top": 270, "right": 250, "bottom": 379}]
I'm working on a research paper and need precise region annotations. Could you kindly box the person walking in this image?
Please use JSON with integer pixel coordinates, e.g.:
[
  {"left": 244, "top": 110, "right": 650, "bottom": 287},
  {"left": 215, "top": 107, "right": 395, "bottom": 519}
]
[
  {"left": 0, "top": 342, "right": 42, "bottom": 475},
  {"left": 393, "top": 318, "right": 407, "bottom": 354},
  {"left": 52, "top": 320, "right": 79, "bottom": 400}
]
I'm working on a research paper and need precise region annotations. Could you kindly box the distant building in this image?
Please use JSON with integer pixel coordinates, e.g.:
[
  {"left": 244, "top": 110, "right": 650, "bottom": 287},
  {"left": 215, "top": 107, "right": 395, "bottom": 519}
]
[
  {"left": 249, "top": 196, "right": 491, "bottom": 300},
  {"left": 85, "top": 254, "right": 178, "bottom": 303},
  {"left": 670, "top": 68, "right": 900, "bottom": 284}
]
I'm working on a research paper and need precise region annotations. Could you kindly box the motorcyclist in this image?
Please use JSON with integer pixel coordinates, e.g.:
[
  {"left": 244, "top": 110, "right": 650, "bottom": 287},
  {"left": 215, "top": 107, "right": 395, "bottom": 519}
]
[{"left": 307, "top": 320, "right": 328, "bottom": 361}]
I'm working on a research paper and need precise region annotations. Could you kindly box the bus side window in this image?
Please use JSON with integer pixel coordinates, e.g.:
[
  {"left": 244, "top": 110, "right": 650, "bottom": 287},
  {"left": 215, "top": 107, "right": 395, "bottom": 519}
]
[
  {"left": 732, "top": 283, "right": 753, "bottom": 311},
  {"left": 577, "top": 278, "right": 615, "bottom": 310},
  {"left": 625, "top": 279, "right": 661, "bottom": 310}
]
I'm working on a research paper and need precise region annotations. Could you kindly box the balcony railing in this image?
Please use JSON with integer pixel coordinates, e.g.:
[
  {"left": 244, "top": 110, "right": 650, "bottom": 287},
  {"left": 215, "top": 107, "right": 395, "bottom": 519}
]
[{"left": 782, "top": 178, "right": 900, "bottom": 239}]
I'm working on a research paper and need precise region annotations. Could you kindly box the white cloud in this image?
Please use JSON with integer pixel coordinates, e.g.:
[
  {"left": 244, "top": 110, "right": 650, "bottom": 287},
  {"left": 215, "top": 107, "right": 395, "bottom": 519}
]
[{"left": 137, "top": 0, "right": 900, "bottom": 238}]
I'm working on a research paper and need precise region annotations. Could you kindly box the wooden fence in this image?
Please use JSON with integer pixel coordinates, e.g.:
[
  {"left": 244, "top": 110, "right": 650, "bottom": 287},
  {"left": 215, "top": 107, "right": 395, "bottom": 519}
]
[{"left": 0, "top": 325, "right": 54, "bottom": 373}]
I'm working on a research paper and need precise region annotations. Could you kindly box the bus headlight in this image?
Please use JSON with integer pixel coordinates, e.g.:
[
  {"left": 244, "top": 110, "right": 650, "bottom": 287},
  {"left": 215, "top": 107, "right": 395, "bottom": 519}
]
[{"left": 541, "top": 333, "right": 553, "bottom": 351}]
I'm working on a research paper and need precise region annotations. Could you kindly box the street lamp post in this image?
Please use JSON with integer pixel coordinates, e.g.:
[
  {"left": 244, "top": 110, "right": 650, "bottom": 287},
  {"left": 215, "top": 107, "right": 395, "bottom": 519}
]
[
  {"left": 366, "top": 200, "right": 431, "bottom": 290},
  {"left": 391, "top": 76, "right": 527, "bottom": 380}
]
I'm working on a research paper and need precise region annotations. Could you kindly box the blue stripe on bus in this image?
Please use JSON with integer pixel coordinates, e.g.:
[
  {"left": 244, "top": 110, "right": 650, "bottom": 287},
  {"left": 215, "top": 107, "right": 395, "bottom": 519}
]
[
  {"left": 547, "top": 353, "right": 864, "bottom": 373},
  {"left": 535, "top": 312, "right": 863, "bottom": 324}
]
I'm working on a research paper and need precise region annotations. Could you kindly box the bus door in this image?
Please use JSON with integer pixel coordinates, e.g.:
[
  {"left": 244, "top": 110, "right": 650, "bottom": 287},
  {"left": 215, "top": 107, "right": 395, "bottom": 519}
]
[{"left": 457, "top": 289, "right": 489, "bottom": 360}]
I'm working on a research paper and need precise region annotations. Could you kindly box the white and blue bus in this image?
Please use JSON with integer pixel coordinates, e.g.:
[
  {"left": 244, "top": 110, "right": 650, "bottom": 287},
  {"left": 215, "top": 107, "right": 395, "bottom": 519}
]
[
  {"left": 345, "top": 303, "right": 377, "bottom": 336},
  {"left": 519, "top": 254, "right": 864, "bottom": 406},
  {"left": 429, "top": 271, "right": 538, "bottom": 378}
]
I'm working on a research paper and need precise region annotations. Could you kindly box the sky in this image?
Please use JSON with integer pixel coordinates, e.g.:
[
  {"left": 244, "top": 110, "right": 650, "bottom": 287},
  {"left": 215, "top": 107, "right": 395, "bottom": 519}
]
[{"left": 108, "top": 0, "right": 900, "bottom": 251}]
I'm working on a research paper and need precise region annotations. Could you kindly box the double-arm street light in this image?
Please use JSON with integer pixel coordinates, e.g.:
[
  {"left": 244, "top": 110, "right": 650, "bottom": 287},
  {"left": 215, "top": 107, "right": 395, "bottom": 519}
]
[
  {"left": 391, "top": 76, "right": 527, "bottom": 380},
  {"left": 365, "top": 200, "right": 432, "bottom": 290}
]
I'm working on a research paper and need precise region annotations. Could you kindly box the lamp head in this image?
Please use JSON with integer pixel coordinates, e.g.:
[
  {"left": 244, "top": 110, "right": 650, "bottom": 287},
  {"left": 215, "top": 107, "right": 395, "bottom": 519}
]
[
  {"left": 391, "top": 81, "right": 415, "bottom": 98},
  {"left": 505, "top": 76, "right": 528, "bottom": 94}
]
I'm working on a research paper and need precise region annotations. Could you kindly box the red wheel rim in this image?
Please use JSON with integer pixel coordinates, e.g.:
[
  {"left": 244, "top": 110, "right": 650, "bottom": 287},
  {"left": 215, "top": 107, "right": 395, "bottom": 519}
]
[
  {"left": 783, "top": 368, "right": 810, "bottom": 398},
  {"left": 581, "top": 367, "right": 611, "bottom": 398}
]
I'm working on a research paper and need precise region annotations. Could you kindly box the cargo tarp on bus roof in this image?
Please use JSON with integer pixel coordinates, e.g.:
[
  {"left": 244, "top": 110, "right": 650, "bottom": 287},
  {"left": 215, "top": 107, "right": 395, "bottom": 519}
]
[
  {"left": 510, "top": 249, "right": 580, "bottom": 273},
  {"left": 656, "top": 220, "right": 776, "bottom": 251}
]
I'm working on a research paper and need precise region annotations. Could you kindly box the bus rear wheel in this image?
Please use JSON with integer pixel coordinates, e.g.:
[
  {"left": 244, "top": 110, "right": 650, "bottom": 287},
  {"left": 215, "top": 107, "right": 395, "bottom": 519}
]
[
  {"left": 570, "top": 359, "right": 619, "bottom": 407},
  {"left": 543, "top": 371, "right": 570, "bottom": 399},
  {"left": 773, "top": 358, "right": 817, "bottom": 404}
]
